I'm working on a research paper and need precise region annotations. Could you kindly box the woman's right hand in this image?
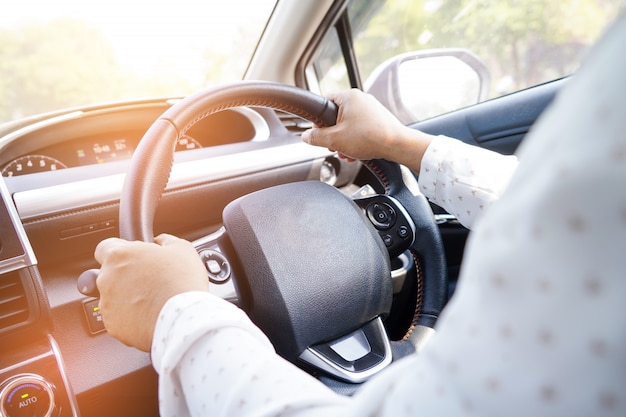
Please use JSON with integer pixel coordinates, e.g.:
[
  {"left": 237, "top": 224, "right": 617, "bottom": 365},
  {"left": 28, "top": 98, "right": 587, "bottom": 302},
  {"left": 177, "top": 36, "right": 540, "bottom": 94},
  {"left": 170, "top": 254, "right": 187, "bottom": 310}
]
[{"left": 301, "top": 89, "right": 435, "bottom": 172}]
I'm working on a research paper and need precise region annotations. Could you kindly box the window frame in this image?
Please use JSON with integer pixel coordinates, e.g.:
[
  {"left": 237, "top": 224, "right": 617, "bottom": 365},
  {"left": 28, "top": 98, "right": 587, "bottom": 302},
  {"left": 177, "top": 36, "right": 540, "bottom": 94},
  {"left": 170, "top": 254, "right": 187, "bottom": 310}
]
[{"left": 295, "top": 1, "right": 359, "bottom": 91}]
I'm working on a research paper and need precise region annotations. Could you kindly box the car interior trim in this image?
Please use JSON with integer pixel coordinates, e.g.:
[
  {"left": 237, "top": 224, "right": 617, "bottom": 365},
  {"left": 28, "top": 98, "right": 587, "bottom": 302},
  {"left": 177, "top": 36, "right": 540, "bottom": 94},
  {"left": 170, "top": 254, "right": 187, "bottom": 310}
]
[
  {"left": 0, "top": 112, "right": 84, "bottom": 153},
  {"left": 0, "top": 105, "right": 270, "bottom": 172},
  {"left": 48, "top": 335, "right": 80, "bottom": 417},
  {"left": 433, "top": 213, "right": 458, "bottom": 225},
  {"left": 0, "top": 176, "right": 37, "bottom": 274},
  {"left": 406, "top": 324, "right": 436, "bottom": 353},
  {"left": 390, "top": 251, "right": 411, "bottom": 294},
  {"left": 192, "top": 228, "right": 239, "bottom": 302},
  {"left": 413, "top": 78, "right": 565, "bottom": 154},
  {"left": 13, "top": 143, "right": 334, "bottom": 220},
  {"left": 298, "top": 317, "right": 392, "bottom": 384},
  {"left": 0, "top": 352, "right": 49, "bottom": 376},
  {"left": 231, "top": 107, "right": 271, "bottom": 142},
  {"left": 245, "top": 0, "right": 335, "bottom": 84}
]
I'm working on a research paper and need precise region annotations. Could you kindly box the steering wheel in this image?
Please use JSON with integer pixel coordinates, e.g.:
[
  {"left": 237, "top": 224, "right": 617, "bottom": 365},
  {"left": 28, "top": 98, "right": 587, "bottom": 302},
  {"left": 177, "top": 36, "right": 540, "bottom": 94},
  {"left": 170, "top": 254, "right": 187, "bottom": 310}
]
[{"left": 85, "top": 81, "right": 447, "bottom": 386}]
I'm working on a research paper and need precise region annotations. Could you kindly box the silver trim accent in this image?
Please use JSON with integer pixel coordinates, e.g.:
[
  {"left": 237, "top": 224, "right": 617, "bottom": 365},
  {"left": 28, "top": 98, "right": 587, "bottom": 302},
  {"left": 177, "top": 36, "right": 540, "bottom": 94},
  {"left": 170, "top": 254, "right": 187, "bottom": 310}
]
[
  {"left": 0, "top": 353, "right": 50, "bottom": 375},
  {"left": 391, "top": 251, "right": 411, "bottom": 294},
  {"left": 191, "top": 228, "right": 238, "bottom": 301},
  {"left": 231, "top": 108, "right": 270, "bottom": 142},
  {"left": 48, "top": 335, "right": 80, "bottom": 417},
  {"left": 407, "top": 324, "right": 436, "bottom": 353},
  {"left": 191, "top": 226, "right": 226, "bottom": 249},
  {"left": 350, "top": 184, "right": 377, "bottom": 199},
  {"left": 0, "top": 337, "right": 81, "bottom": 417},
  {"left": 319, "top": 160, "right": 337, "bottom": 186},
  {"left": 434, "top": 213, "right": 458, "bottom": 224},
  {"left": 299, "top": 317, "right": 392, "bottom": 384},
  {"left": 13, "top": 142, "right": 333, "bottom": 220},
  {"left": 0, "top": 176, "right": 37, "bottom": 274}
]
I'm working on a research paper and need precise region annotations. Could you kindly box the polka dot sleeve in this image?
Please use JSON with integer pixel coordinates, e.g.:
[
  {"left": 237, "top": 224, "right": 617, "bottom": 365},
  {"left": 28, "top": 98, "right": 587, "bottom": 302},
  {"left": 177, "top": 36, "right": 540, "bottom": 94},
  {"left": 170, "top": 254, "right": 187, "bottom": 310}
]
[
  {"left": 151, "top": 292, "right": 349, "bottom": 417},
  {"left": 419, "top": 135, "right": 518, "bottom": 229}
]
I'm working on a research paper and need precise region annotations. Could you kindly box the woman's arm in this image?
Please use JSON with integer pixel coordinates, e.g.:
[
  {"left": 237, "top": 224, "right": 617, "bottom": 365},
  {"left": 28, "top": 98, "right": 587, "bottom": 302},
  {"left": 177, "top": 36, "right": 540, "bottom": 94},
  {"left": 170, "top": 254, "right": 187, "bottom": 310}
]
[{"left": 302, "top": 90, "right": 518, "bottom": 229}]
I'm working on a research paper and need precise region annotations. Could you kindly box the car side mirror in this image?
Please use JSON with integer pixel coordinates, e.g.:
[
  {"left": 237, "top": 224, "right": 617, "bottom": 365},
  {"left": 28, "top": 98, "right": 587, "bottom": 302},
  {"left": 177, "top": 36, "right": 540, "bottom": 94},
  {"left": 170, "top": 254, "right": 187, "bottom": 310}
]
[{"left": 365, "top": 48, "right": 490, "bottom": 123}]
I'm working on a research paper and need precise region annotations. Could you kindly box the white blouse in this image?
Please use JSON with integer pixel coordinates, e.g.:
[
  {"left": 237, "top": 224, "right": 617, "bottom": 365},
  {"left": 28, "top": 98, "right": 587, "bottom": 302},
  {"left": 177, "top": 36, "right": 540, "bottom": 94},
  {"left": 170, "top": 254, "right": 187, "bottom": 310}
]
[{"left": 151, "top": 15, "right": 626, "bottom": 417}]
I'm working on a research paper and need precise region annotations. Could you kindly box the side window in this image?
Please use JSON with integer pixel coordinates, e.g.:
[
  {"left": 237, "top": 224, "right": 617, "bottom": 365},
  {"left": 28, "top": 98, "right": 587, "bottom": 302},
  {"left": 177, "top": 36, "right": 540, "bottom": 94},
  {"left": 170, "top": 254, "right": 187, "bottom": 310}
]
[
  {"left": 306, "top": 27, "right": 351, "bottom": 95},
  {"left": 307, "top": 0, "right": 623, "bottom": 122}
]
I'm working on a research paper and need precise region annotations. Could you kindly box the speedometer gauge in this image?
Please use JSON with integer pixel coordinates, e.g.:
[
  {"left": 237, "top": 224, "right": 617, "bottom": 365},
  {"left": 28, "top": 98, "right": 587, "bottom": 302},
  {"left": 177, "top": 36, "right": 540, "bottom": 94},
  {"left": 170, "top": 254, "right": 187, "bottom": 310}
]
[{"left": 1, "top": 155, "right": 68, "bottom": 177}]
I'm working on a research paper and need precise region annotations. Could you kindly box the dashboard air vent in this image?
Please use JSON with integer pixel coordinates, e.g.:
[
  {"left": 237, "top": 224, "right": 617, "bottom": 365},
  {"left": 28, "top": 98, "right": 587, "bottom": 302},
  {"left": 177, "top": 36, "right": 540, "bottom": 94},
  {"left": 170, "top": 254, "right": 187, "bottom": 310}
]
[
  {"left": 0, "top": 271, "right": 30, "bottom": 329},
  {"left": 275, "top": 110, "right": 313, "bottom": 135}
]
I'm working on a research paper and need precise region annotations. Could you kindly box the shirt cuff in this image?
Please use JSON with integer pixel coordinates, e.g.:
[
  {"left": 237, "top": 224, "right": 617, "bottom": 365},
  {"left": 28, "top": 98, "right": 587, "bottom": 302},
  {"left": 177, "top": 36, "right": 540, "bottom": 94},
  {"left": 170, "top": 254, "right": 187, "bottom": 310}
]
[
  {"left": 151, "top": 291, "right": 273, "bottom": 374},
  {"left": 418, "top": 135, "right": 459, "bottom": 202}
]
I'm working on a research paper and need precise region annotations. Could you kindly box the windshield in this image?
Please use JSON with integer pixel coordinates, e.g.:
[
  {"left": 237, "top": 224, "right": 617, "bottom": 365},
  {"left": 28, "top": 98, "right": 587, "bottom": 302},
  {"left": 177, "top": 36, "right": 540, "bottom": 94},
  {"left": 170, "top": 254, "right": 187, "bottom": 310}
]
[
  {"left": 0, "top": 0, "right": 277, "bottom": 122},
  {"left": 308, "top": 0, "right": 623, "bottom": 122}
]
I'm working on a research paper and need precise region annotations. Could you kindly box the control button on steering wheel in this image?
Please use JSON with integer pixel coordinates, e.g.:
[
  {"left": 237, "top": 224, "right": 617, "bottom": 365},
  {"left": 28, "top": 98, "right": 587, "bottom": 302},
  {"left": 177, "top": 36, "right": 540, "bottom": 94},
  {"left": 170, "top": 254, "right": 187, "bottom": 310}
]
[{"left": 366, "top": 202, "right": 396, "bottom": 230}]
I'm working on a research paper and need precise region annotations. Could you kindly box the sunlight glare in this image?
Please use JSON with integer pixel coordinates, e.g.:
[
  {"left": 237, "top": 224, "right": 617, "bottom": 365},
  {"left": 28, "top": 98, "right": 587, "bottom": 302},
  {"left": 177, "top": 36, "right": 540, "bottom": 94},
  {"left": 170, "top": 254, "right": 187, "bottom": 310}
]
[{"left": 2, "top": 0, "right": 276, "bottom": 85}]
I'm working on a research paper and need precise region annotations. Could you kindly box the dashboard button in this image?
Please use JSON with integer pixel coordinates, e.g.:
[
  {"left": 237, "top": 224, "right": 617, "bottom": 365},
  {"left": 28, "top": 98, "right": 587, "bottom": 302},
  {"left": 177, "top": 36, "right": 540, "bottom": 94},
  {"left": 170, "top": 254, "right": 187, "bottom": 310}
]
[
  {"left": 0, "top": 374, "right": 55, "bottom": 417},
  {"left": 206, "top": 259, "right": 221, "bottom": 275},
  {"left": 83, "top": 299, "right": 106, "bottom": 334},
  {"left": 397, "top": 225, "right": 409, "bottom": 239},
  {"left": 199, "top": 250, "right": 231, "bottom": 284}
]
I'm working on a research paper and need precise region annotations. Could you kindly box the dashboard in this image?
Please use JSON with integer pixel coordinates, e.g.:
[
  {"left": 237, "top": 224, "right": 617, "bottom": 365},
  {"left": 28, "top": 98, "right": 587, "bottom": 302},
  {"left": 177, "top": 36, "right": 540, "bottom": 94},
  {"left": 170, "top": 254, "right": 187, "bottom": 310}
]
[
  {"left": 0, "top": 104, "right": 266, "bottom": 177},
  {"left": 0, "top": 97, "right": 360, "bottom": 417}
]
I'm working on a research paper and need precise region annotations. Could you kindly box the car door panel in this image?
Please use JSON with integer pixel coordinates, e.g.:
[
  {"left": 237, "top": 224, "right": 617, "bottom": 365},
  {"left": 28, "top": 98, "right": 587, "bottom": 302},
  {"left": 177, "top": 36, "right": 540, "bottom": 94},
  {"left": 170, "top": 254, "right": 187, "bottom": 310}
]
[
  {"left": 411, "top": 78, "right": 565, "bottom": 294},
  {"left": 412, "top": 78, "right": 565, "bottom": 155}
]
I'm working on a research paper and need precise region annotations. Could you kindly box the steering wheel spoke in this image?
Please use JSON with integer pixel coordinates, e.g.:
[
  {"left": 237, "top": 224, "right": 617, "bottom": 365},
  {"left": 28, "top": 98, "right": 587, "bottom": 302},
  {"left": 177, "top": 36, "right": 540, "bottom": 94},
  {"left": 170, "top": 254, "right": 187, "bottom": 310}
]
[
  {"left": 353, "top": 194, "right": 416, "bottom": 259},
  {"left": 299, "top": 317, "right": 392, "bottom": 384},
  {"left": 191, "top": 228, "right": 239, "bottom": 302}
]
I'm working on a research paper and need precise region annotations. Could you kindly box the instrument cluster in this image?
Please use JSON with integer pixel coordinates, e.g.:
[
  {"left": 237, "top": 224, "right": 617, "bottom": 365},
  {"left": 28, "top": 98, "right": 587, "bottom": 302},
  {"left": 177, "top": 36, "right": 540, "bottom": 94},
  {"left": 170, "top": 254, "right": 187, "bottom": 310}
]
[{"left": 1, "top": 134, "right": 201, "bottom": 177}]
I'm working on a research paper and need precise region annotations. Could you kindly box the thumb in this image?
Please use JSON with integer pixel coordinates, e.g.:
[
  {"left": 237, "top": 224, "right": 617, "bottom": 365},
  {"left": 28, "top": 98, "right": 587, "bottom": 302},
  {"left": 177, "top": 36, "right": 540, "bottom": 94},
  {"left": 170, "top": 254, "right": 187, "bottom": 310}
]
[
  {"left": 154, "top": 233, "right": 182, "bottom": 246},
  {"left": 301, "top": 127, "right": 315, "bottom": 145},
  {"left": 94, "top": 237, "right": 129, "bottom": 265},
  {"left": 302, "top": 126, "right": 332, "bottom": 148}
]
